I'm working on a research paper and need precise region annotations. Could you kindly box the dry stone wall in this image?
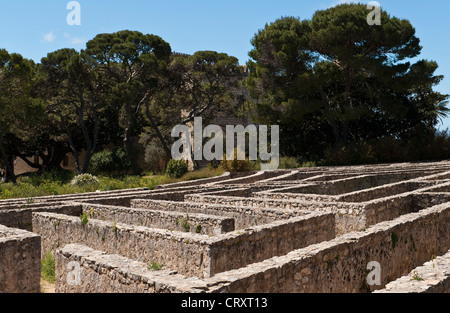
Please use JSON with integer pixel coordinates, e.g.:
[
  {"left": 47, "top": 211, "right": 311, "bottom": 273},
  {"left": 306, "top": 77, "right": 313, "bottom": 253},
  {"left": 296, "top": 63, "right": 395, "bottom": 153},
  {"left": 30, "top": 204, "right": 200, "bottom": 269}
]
[
  {"left": 0, "top": 225, "right": 41, "bottom": 293},
  {"left": 375, "top": 249, "right": 450, "bottom": 293},
  {"left": 79, "top": 203, "right": 235, "bottom": 235},
  {"left": 2, "top": 161, "right": 450, "bottom": 293}
]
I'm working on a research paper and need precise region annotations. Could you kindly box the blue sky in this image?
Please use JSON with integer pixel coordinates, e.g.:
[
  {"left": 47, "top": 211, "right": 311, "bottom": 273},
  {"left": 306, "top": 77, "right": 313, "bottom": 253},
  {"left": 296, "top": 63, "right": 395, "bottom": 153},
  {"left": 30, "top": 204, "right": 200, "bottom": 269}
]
[{"left": 1, "top": 0, "right": 450, "bottom": 129}]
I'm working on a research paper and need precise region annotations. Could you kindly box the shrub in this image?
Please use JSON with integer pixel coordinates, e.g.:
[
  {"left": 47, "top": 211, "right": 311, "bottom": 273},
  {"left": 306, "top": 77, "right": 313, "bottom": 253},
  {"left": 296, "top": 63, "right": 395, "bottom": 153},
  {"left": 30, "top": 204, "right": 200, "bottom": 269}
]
[
  {"left": 320, "top": 142, "right": 377, "bottom": 166},
  {"left": 80, "top": 212, "right": 89, "bottom": 226},
  {"left": 143, "top": 138, "right": 169, "bottom": 173},
  {"left": 166, "top": 159, "right": 189, "bottom": 178},
  {"left": 181, "top": 214, "right": 190, "bottom": 232},
  {"left": 90, "top": 148, "right": 131, "bottom": 175},
  {"left": 279, "top": 157, "right": 301, "bottom": 169},
  {"left": 220, "top": 148, "right": 253, "bottom": 172},
  {"left": 70, "top": 174, "right": 99, "bottom": 188},
  {"left": 301, "top": 161, "right": 317, "bottom": 168}
]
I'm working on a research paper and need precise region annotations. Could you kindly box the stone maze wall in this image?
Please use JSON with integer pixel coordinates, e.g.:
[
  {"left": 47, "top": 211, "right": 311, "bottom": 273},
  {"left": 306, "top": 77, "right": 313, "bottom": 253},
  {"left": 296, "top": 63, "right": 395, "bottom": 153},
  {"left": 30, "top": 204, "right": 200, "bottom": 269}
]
[
  {"left": 1, "top": 161, "right": 450, "bottom": 293},
  {"left": 0, "top": 225, "right": 41, "bottom": 293}
]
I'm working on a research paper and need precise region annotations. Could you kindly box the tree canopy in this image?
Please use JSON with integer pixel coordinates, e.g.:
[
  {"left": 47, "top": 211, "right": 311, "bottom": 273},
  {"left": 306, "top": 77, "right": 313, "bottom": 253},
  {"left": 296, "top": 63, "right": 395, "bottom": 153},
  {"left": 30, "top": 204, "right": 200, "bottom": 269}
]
[
  {"left": 0, "top": 3, "right": 449, "bottom": 182},
  {"left": 246, "top": 4, "right": 448, "bottom": 159}
]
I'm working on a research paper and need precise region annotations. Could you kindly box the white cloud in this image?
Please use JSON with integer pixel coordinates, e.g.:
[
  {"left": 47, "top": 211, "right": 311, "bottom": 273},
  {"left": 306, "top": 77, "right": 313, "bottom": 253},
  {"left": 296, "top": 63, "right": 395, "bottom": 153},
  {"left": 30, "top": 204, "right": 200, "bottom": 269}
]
[
  {"left": 64, "top": 32, "right": 85, "bottom": 45},
  {"left": 43, "top": 31, "right": 56, "bottom": 43},
  {"left": 70, "top": 37, "right": 85, "bottom": 45}
]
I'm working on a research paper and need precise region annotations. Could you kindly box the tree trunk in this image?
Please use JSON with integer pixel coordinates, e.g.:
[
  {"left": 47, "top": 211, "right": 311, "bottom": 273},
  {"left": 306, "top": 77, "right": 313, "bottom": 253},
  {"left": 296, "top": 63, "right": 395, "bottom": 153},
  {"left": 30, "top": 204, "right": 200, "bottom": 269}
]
[
  {"left": 41, "top": 144, "right": 69, "bottom": 172},
  {"left": 144, "top": 102, "right": 172, "bottom": 161},
  {"left": 0, "top": 135, "right": 16, "bottom": 183},
  {"left": 60, "top": 115, "right": 81, "bottom": 174},
  {"left": 124, "top": 126, "right": 141, "bottom": 175}
]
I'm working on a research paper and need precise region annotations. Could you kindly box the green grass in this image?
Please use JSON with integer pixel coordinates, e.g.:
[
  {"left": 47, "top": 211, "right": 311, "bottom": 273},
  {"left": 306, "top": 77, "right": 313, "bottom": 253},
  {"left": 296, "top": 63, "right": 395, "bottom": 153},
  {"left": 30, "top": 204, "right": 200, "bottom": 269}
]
[
  {"left": 410, "top": 271, "right": 424, "bottom": 281},
  {"left": 0, "top": 167, "right": 225, "bottom": 200},
  {"left": 80, "top": 212, "right": 89, "bottom": 226},
  {"left": 41, "top": 251, "right": 55, "bottom": 283},
  {"left": 148, "top": 262, "right": 163, "bottom": 271}
]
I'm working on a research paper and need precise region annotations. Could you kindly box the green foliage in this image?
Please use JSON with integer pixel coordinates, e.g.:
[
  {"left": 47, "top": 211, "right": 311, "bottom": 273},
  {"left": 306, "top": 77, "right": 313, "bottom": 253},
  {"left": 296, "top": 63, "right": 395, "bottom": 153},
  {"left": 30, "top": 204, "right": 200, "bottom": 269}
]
[
  {"left": 195, "top": 224, "right": 202, "bottom": 234},
  {"left": 41, "top": 251, "right": 55, "bottom": 283},
  {"left": 278, "top": 157, "right": 301, "bottom": 169},
  {"left": 182, "top": 167, "right": 225, "bottom": 181},
  {"left": 411, "top": 271, "right": 424, "bottom": 281},
  {"left": 70, "top": 174, "right": 99, "bottom": 188},
  {"left": 85, "top": 30, "right": 172, "bottom": 175},
  {"left": 148, "top": 262, "right": 163, "bottom": 271},
  {"left": 140, "top": 136, "right": 170, "bottom": 174},
  {"left": 246, "top": 4, "right": 449, "bottom": 159},
  {"left": 166, "top": 159, "right": 189, "bottom": 178},
  {"left": 320, "top": 142, "right": 378, "bottom": 166},
  {"left": 0, "top": 167, "right": 223, "bottom": 200},
  {"left": 220, "top": 148, "right": 255, "bottom": 172},
  {"left": 90, "top": 148, "right": 131, "bottom": 175},
  {"left": 112, "top": 221, "right": 117, "bottom": 233},
  {"left": 80, "top": 212, "right": 89, "bottom": 226},
  {"left": 301, "top": 161, "right": 317, "bottom": 168},
  {"left": 315, "top": 130, "right": 450, "bottom": 166},
  {"left": 181, "top": 214, "right": 190, "bottom": 232}
]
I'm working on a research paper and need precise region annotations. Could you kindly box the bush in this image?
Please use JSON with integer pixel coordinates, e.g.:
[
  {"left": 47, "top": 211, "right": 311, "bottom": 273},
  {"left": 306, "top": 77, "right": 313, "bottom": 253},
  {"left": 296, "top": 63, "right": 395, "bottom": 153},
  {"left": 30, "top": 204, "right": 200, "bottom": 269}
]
[
  {"left": 70, "top": 174, "right": 99, "bottom": 188},
  {"left": 165, "top": 159, "right": 189, "bottom": 178},
  {"left": 320, "top": 142, "right": 378, "bottom": 166},
  {"left": 220, "top": 148, "right": 253, "bottom": 172},
  {"left": 17, "top": 169, "right": 74, "bottom": 186},
  {"left": 90, "top": 148, "right": 131, "bottom": 175},
  {"left": 301, "top": 161, "right": 317, "bottom": 168},
  {"left": 279, "top": 157, "right": 301, "bottom": 169},
  {"left": 143, "top": 138, "right": 169, "bottom": 174}
]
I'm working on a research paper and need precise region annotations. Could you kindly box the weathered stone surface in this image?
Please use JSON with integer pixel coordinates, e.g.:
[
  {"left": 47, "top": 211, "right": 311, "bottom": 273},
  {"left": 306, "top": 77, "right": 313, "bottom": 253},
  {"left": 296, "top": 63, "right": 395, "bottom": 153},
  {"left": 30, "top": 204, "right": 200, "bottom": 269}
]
[
  {"left": 2, "top": 160, "right": 450, "bottom": 293},
  {"left": 375, "top": 249, "right": 450, "bottom": 293},
  {"left": 0, "top": 225, "right": 41, "bottom": 293}
]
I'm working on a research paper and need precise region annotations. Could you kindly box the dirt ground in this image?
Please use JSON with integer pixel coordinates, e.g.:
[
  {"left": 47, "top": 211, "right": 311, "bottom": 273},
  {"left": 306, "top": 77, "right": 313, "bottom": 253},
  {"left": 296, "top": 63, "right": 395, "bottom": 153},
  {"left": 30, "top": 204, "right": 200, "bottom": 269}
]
[{"left": 40, "top": 279, "right": 55, "bottom": 293}]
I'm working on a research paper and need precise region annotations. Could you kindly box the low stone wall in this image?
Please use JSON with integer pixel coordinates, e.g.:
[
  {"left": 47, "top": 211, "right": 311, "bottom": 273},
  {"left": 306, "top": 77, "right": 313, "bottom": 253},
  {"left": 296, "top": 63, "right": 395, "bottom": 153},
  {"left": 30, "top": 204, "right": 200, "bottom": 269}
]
[
  {"left": 184, "top": 194, "right": 364, "bottom": 234},
  {"left": 362, "top": 195, "right": 415, "bottom": 227},
  {"left": 32, "top": 212, "right": 213, "bottom": 278},
  {"left": 337, "top": 182, "right": 420, "bottom": 203},
  {"left": 374, "top": 249, "right": 450, "bottom": 293},
  {"left": 155, "top": 172, "right": 231, "bottom": 189},
  {"left": 0, "top": 209, "right": 33, "bottom": 231},
  {"left": 0, "top": 188, "right": 149, "bottom": 207},
  {"left": 267, "top": 173, "right": 430, "bottom": 197},
  {"left": 86, "top": 185, "right": 242, "bottom": 205},
  {"left": 216, "top": 171, "right": 284, "bottom": 185},
  {"left": 131, "top": 199, "right": 311, "bottom": 229},
  {"left": 269, "top": 170, "right": 325, "bottom": 181},
  {"left": 253, "top": 189, "right": 337, "bottom": 202},
  {"left": 200, "top": 188, "right": 252, "bottom": 197},
  {"left": 79, "top": 203, "right": 235, "bottom": 235},
  {"left": 207, "top": 212, "right": 335, "bottom": 275},
  {"left": 32, "top": 209, "right": 335, "bottom": 278},
  {"left": 362, "top": 191, "right": 450, "bottom": 227},
  {"left": 54, "top": 202, "right": 450, "bottom": 294},
  {"left": 413, "top": 193, "right": 450, "bottom": 209},
  {"left": 203, "top": 203, "right": 450, "bottom": 293},
  {"left": 55, "top": 244, "right": 206, "bottom": 293},
  {"left": 0, "top": 225, "right": 41, "bottom": 293},
  {"left": 0, "top": 204, "right": 82, "bottom": 231}
]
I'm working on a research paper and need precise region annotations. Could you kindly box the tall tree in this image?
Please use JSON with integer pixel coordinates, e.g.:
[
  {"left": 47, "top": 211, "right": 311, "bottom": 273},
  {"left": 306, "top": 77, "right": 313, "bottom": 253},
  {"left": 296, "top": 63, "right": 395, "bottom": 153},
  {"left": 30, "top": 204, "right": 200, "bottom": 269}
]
[
  {"left": 246, "top": 4, "right": 448, "bottom": 157},
  {"left": 0, "top": 50, "right": 36, "bottom": 183},
  {"left": 85, "top": 30, "right": 172, "bottom": 175},
  {"left": 37, "top": 48, "right": 108, "bottom": 174},
  {"left": 142, "top": 51, "right": 244, "bottom": 169}
]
